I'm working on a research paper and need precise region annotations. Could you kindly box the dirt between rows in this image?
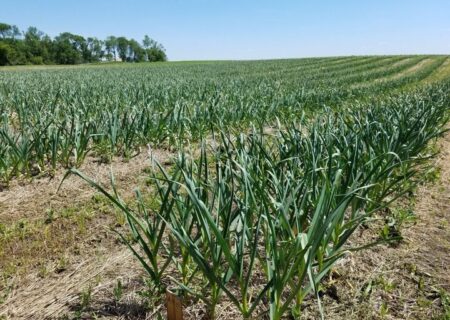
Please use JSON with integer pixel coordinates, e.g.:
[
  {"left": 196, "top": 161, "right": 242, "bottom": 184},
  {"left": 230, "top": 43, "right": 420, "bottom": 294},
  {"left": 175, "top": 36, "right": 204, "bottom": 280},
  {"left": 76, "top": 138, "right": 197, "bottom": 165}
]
[
  {"left": 0, "top": 147, "right": 173, "bottom": 318},
  {"left": 0, "top": 131, "right": 449, "bottom": 319},
  {"left": 0, "top": 146, "right": 173, "bottom": 224}
]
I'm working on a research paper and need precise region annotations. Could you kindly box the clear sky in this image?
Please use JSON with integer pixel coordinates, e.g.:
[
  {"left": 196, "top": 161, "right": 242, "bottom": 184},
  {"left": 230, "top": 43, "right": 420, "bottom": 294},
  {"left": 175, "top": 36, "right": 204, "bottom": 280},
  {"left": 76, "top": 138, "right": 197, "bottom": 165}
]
[{"left": 1, "top": 0, "right": 449, "bottom": 61}]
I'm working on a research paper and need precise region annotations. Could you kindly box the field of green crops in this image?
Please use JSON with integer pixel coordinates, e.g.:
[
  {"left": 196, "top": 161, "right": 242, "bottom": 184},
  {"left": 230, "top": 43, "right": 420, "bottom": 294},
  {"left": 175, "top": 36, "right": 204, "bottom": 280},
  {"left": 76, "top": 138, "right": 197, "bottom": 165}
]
[
  {"left": 1, "top": 55, "right": 448, "bottom": 184},
  {"left": 1, "top": 56, "right": 450, "bottom": 318}
]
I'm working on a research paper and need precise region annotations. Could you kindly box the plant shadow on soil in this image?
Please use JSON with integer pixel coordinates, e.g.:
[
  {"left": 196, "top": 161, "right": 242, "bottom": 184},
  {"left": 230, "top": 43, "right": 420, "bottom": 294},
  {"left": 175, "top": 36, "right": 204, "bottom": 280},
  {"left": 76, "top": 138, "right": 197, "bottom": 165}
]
[{"left": 65, "top": 300, "right": 149, "bottom": 320}]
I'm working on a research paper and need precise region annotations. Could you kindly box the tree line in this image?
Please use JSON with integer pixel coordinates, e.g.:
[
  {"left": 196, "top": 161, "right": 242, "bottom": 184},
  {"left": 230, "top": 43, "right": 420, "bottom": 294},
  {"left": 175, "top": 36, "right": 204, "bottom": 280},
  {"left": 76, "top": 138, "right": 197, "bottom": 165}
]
[{"left": 0, "top": 22, "right": 167, "bottom": 66}]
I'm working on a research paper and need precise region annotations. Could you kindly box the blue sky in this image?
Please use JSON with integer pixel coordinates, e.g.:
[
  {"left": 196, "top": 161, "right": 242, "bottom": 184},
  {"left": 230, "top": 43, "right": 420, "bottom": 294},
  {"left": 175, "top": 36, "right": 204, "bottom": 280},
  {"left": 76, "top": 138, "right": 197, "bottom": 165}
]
[{"left": 1, "top": 0, "right": 449, "bottom": 60}]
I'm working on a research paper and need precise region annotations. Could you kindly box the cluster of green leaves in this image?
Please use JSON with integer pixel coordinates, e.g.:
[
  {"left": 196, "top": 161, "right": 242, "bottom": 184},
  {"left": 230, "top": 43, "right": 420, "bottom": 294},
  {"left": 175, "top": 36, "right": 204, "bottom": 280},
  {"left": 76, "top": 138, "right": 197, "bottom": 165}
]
[{"left": 65, "top": 82, "right": 450, "bottom": 319}]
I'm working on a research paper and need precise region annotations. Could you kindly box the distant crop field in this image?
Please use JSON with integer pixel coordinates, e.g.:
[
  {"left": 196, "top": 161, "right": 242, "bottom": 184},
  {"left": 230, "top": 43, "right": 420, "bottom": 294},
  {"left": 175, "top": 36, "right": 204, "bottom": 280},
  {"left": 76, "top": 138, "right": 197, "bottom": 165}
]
[
  {"left": 0, "top": 55, "right": 448, "bottom": 183},
  {"left": 0, "top": 56, "right": 449, "bottom": 319}
]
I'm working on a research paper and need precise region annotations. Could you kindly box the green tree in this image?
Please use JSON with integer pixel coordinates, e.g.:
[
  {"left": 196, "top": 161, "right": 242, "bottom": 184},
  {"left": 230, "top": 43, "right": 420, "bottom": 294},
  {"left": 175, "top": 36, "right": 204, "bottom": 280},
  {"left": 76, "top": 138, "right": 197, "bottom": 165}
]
[
  {"left": 142, "top": 35, "right": 155, "bottom": 49},
  {"left": 0, "top": 42, "right": 11, "bottom": 65},
  {"left": 146, "top": 47, "right": 167, "bottom": 62},
  {"left": 0, "top": 23, "right": 12, "bottom": 39},
  {"left": 0, "top": 21, "right": 167, "bottom": 66},
  {"left": 53, "top": 32, "right": 84, "bottom": 64},
  {"left": 24, "top": 27, "right": 48, "bottom": 64},
  {"left": 142, "top": 35, "right": 167, "bottom": 62},
  {"left": 128, "top": 39, "right": 146, "bottom": 62},
  {"left": 11, "top": 25, "right": 21, "bottom": 40},
  {"left": 116, "top": 37, "right": 129, "bottom": 62},
  {"left": 105, "top": 36, "right": 117, "bottom": 61},
  {"left": 0, "top": 42, "right": 26, "bottom": 65},
  {"left": 87, "top": 37, "right": 104, "bottom": 62}
]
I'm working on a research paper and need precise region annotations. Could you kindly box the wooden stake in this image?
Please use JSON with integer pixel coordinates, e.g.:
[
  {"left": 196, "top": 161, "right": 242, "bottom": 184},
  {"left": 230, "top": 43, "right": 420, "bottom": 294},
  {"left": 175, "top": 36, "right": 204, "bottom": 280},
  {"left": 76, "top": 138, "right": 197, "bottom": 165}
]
[{"left": 166, "top": 290, "right": 183, "bottom": 320}]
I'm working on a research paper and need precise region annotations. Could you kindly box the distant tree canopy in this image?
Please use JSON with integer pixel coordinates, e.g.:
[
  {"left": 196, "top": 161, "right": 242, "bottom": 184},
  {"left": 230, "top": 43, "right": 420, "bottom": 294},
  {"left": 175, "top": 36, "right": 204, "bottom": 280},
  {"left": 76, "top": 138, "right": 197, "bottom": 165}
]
[{"left": 0, "top": 22, "right": 167, "bottom": 66}]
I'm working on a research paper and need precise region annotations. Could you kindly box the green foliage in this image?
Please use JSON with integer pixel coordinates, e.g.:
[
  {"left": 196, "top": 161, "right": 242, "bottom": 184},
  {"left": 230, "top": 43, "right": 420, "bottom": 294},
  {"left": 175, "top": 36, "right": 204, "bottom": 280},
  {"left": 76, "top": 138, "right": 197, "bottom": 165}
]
[
  {"left": 0, "top": 21, "right": 167, "bottom": 65},
  {"left": 146, "top": 47, "right": 167, "bottom": 62},
  {"left": 3, "top": 56, "right": 450, "bottom": 318},
  {"left": 1, "top": 56, "right": 447, "bottom": 184},
  {"left": 0, "top": 43, "right": 11, "bottom": 65},
  {"left": 113, "top": 279, "right": 123, "bottom": 302},
  {"left": 62, "top": 78, "right": 449, "bottom": 318}
]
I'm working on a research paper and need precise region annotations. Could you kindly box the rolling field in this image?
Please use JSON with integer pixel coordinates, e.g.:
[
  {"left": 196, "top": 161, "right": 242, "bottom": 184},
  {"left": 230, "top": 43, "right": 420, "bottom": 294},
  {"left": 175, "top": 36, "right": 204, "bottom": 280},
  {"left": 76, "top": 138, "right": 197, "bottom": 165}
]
[{"left": 0, "top": 56, "right": 450, "bottom": 319}]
